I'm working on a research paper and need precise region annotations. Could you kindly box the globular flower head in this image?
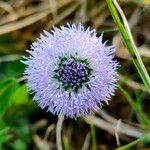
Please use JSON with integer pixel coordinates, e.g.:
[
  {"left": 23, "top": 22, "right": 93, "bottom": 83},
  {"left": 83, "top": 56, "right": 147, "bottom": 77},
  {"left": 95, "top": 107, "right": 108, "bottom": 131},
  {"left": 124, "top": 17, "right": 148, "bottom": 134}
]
[{"left": 23, "top": 24, "right": 118, "bottom": 118}]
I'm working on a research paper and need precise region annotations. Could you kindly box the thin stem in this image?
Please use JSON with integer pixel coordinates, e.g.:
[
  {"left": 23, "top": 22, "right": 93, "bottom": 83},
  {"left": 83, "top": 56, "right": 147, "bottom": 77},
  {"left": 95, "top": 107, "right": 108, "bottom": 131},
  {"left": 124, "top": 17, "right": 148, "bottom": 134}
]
[
  {"left": 116, "top": 133, "right": 150, "bottom": 150},
  {"left": 63, "top": 136, "right": 70, "bottom": 150},
  {"left": 90, "top": 121, "right": 97, "bottom": 150},
  {"left": 82, "top": 132, "right": 90, "bottom": 150},
  {"left": 106, "top": 0, "right": 150, "bottom": 93},
  {"left": 56, "top": 115, "right": 64, "bottom": 150},
  {"left": 118, "top": 85, "right": 150, "bottom": 125}
]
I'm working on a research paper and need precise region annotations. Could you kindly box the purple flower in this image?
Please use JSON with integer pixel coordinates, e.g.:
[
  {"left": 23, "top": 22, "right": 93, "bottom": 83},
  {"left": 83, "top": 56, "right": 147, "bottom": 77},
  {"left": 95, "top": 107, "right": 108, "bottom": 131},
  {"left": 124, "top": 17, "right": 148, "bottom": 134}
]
[{"left": 23, "top": 24, "right": 118, "bottom": 118}]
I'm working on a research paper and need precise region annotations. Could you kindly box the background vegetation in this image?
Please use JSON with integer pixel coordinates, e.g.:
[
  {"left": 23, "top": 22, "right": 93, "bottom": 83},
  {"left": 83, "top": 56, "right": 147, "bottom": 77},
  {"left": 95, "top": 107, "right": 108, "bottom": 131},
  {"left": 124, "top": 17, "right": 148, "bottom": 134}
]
[{"left": 0, "top": 0, "right": 150, "bottom": 149}]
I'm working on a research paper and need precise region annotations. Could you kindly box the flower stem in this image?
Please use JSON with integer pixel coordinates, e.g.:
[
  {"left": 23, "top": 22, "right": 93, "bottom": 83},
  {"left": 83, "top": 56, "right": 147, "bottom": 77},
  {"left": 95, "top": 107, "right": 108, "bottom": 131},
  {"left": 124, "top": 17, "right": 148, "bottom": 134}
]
[{"left": 56, "top": 115, "right": 64, "bottom": 150}]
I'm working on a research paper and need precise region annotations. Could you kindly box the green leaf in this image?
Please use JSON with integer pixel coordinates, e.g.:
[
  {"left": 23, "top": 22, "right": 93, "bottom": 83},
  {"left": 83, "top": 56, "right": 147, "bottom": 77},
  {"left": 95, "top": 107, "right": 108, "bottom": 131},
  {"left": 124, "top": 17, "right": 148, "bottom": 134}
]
[
  {"left": 0, "top": 127, "right": 12, "bottom": 146},
  {"left": 0, "top": 79, "right": 14, "bottom": 94},
  {"left": 11, "top": 84, "right": 29, "bottom": 105},
  {"left": 0, "top": 79, "right": 19, "bottom": 117},
  {"left": 0, "top": 60, "right": 25, "bottom": 79},
  {"left": 8, "top": 117, "right": 30, "bottom": 150},
  {"left": 0, "top": 119, "right": 5, "bottom": 129},
  {"left": 0, "top": 78, "right": 29, "bottom": 118}
]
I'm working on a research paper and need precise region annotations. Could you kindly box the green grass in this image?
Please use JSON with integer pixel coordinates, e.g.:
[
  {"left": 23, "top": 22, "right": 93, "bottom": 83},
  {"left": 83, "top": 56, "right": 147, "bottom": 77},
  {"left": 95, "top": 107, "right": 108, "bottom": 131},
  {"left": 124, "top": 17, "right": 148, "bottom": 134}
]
[
  {"left": 116, "top": 133, "right": 150, "bottom": 150},
  {"left": 106, "top": 0, "right": 150, "bottom": 93}
]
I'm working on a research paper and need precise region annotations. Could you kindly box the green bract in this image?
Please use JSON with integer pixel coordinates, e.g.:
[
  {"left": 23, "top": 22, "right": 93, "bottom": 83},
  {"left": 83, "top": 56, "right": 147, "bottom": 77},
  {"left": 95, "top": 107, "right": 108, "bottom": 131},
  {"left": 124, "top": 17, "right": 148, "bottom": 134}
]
[{"left": 53, "top": 54, "right": 93, "bottom": 93}]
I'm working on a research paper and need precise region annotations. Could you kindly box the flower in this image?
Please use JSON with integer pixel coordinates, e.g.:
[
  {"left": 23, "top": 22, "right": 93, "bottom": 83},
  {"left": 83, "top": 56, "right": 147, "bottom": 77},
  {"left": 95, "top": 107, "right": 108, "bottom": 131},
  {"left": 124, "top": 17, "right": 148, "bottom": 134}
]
[{"left": 23, "top": 24, "right": 118, "bottom": 118}]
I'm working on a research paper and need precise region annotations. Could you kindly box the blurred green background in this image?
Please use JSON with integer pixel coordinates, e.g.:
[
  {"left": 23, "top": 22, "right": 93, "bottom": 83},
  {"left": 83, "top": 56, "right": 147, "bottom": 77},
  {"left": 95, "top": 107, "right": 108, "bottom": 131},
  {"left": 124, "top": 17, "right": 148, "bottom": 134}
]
[{"left": 0, "top": 0, "right": 150, "bottom": 149}]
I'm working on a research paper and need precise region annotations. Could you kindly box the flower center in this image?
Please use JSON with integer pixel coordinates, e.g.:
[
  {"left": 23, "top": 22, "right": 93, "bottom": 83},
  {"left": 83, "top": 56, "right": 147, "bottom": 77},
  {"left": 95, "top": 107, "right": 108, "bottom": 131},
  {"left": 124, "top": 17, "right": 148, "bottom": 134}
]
[{"left": 53, "top": 55, "right": 93, "bottom": 93}]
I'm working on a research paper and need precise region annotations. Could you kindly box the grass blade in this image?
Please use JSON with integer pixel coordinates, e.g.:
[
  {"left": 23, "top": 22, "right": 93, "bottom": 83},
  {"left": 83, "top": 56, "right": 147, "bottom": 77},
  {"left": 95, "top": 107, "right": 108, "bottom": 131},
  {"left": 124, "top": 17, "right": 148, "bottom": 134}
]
[{"left": 106, "top": 0, "right": 150, "bottom": 93}]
